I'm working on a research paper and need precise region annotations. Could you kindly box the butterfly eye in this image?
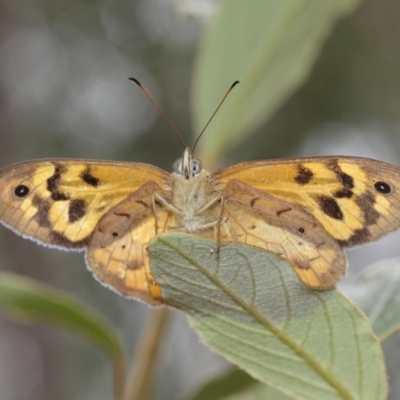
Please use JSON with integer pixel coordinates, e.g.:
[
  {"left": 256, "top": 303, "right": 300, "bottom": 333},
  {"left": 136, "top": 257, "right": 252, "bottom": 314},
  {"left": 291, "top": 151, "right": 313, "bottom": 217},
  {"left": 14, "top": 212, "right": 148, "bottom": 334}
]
[
  {"left": 173, "top": 158, "right": 184, "bottom": 175},
  {"left": 191, "top": 158, "right": 203, "bottom": 176}
]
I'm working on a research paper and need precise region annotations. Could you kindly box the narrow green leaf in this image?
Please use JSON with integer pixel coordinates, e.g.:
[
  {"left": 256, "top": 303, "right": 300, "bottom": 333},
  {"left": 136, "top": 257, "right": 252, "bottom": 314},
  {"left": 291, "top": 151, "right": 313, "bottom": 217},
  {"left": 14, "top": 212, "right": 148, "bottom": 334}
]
[
  {"left": 340, "top": 257, "right": 400, "bottom": 341},
  {"left": 192, "top": 0, "right": 362, "bottom": 164},
  {"left": 185, "top": 368, "right": 256, "bottom": 400},
  {"left": 0, "top": 272, "right": 121, "bottom": 356},
  {"left": 185, "top": 367, "right": 293, "bottom": 400},
  {"left": 150, "top": 234, "right": 386, "bottom": 400}
]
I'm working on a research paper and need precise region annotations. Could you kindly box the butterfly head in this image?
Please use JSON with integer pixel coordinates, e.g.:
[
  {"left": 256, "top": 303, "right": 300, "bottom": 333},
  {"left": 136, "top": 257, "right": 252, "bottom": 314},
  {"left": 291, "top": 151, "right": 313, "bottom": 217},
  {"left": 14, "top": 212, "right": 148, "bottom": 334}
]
[{"left": 173, "top": 147, "right": 203, "bottom": 180}]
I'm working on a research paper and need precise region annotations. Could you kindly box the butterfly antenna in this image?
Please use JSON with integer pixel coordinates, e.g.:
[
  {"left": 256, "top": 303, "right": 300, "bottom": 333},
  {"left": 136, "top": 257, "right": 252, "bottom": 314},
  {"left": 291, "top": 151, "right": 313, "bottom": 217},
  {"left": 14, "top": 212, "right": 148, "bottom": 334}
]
[
  {"left": 129, "top": 77, "right": 186, "bottom": 149},
  {"left": 192, "top": 80, "right": 240, "bottom": 153}
]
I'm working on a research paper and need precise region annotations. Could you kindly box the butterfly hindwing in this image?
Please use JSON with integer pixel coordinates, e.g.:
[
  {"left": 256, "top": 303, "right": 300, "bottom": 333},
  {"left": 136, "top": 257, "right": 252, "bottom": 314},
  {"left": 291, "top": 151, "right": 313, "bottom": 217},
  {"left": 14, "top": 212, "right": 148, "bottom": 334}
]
[
  {"left": 220, "top": 179, "right": 346, "bottom": 288},
  {"left": 87, "top": 180, "right": 175, "bottom": 304}
]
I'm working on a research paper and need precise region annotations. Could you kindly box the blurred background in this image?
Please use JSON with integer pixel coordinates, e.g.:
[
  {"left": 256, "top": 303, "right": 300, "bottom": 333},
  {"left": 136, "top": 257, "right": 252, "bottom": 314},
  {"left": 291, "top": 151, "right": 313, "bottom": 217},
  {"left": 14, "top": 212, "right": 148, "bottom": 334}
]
[{"left": 0, "top": 0, "right": 400, "bottom": 399}]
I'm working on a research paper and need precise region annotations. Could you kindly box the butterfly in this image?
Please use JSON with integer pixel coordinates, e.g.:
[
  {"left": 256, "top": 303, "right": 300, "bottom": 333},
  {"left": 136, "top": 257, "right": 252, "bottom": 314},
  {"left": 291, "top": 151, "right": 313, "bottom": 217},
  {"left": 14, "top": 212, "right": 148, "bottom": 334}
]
[{"left": 1, "top": 80, "right": 400, "bottom": 305}]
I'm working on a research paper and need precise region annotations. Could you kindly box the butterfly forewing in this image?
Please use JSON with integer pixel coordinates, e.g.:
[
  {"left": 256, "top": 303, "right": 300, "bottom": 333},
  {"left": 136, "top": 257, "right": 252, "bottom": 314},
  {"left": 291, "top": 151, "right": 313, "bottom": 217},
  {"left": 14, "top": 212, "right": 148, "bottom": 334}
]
[
  {"left": 214, "top": 156, "right": 400, "bottom": 248},
  {"left": 0, "top": 159, "right": 169, "bottom": 249}
]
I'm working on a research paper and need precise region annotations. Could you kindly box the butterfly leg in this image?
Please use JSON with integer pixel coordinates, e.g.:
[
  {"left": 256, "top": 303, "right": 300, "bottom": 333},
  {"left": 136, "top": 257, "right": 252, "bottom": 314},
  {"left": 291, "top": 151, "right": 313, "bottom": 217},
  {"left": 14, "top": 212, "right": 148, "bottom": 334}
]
[
  {"left": 215, "top": 196, "right": 243, "bottom": 251},
  {"left": 215, "top": 195, "right": 225, "bottom": 253},
  {"left": 193, "top": 193, "right": 230, "bottom": 252},
  {"left": 151, "top": 194, "right": 160, "bottom": 235},
  {"left": 153, "top": 192, "right": 224, "bottom": 231},
  {"left": 153, "top": 192, "right": 183, "bottom": 215},
  {"left": 153, "top": 192, "right": 187, "bottom": 232},
  {"left": 193, "top": 193, "right": 223, "bottom": 216}
]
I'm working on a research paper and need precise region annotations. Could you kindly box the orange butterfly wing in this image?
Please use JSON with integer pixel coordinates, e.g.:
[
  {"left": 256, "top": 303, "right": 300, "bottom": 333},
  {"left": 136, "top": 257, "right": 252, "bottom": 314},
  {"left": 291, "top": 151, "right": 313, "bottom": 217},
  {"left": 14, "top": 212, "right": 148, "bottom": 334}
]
[
  {"left": 2, "top": 155, "right": 400, "bottom": 299},
  {"left": 0, "top": 159, "right": 170, "bottom": 303},
  {"left": 213, "top": 156, "right": 400, "bottom": 288}
]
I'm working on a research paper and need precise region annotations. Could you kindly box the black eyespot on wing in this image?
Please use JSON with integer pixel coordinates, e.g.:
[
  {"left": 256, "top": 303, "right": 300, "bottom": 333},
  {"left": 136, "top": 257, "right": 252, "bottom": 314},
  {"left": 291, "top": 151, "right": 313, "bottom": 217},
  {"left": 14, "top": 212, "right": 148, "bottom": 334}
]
[
  {"left": 112, "top": 232, "right": 119, "bottom": 237},
  {"left": 14, "top": 185, "right": 30, "bottom": 198},
  {"left": 374, "top": 181, "right": 391, "bottom": 194},
  {"left": 317, "top": 196, "right": 344, "bottom": 220},
  {"left": 298, "top": 227, "right": 305, "bottom": 234}
]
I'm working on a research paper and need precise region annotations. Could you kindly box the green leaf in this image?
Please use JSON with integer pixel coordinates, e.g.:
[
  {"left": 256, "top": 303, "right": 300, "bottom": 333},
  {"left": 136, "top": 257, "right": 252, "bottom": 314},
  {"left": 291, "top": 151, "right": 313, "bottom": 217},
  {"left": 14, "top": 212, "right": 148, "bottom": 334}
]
[
  {"left": 185, "top": 367, "right": 293, "bottom": 400},
  {"left": 192, "top": 0, "right": 362, "bottom": 165},
  {"left": 185, "top": 367, "right": 256, "bottom": 400},
  {"left": 340, "top": 257, "right": 400, "bottom": 342},
  {"left": 0, "top": 272, "right": 121, "bottom": 356},
  {"left": 150, "top": 234, "right": 386, "bottom": 400}
]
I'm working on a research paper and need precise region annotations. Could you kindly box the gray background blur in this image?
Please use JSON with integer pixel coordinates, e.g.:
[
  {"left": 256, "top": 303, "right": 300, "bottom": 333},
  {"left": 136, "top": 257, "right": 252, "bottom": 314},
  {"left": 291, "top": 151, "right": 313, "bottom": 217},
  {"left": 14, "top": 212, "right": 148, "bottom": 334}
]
[{"left": 1, "top": 0, "right": 400, "bottom": 399}]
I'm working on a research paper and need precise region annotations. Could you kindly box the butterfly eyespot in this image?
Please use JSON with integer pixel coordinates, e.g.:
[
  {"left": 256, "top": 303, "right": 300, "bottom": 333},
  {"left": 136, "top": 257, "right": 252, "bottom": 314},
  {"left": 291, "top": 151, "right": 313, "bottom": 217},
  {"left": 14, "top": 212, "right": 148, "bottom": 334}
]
[
  {"left": 112, "top": 232, "right": 119, "bottom": 238},
  {"left": 191, "top": 159, "right": 203, "bottom": 176},
  {"left": 298, "top": 227, "right": 305, "bottom": 234},
  {"left": 374, "top": 181, "right": 391, "bottom": 194},
  {"left": 14, "top": 185, "right": 30, "bottom": 198},
  {"left": 173, "top": 158, "right": 183, "bottom": 175}
]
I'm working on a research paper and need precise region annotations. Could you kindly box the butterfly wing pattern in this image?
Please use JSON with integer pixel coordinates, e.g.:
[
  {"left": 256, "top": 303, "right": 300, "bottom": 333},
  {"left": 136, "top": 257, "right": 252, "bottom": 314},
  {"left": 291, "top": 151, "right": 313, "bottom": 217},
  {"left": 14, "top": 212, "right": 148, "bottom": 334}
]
[
  {"left": 1, "top": 154, "right": 400, "bottom": 303},
  {"left": 0, "top": 159, "right": 170, "bottom": 304}
]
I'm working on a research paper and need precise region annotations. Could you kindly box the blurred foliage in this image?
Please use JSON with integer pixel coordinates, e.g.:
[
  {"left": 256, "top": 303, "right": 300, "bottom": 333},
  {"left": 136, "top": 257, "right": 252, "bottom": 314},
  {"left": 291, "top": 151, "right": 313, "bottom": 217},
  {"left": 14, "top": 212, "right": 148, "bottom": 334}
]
[
  {"left": 192, "top": 0, "right": 362, "bottom": 166},
  {"left": 1, "top": 0, "right": 400, "bottom": 399}
]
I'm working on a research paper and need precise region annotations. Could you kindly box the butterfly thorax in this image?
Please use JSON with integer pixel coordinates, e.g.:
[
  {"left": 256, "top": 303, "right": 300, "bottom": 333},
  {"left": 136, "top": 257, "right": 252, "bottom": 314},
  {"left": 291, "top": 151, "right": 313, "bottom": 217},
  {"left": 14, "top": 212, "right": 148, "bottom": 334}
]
[{"left": 168, "top": 148, "right": 219, "bottom": 233}]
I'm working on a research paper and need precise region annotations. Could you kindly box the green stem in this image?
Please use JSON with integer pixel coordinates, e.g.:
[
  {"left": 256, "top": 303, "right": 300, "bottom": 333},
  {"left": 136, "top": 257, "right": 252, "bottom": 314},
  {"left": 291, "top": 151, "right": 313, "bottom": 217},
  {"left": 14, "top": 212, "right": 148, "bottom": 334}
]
[
  {"left": 123, "top": 306, "right": 171, "bottom": 400},
  {"left": 113, "top": 351, "right": 126, "bottom": 400}
]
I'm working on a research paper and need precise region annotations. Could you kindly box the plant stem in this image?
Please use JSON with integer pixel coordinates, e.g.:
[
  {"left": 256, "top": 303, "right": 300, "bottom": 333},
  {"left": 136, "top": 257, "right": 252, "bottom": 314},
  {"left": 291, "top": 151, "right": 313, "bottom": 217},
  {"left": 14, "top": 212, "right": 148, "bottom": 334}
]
[
  {"left": 123, "top": 306, "right": 171, "bottom": 400},
  {"left": 113, "top": 351, "right": 126, "bottom": 400}
]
